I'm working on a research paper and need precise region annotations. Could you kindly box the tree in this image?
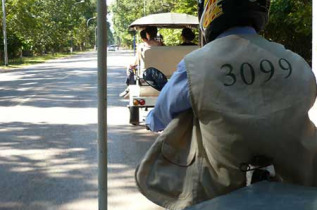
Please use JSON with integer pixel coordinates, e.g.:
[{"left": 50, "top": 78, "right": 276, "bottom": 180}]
[
  {"left": 0, "top": 0, "right": 97, "bottom": 59},
  {"left": 160, "top": 0, "right": 197, "bottom": 46},
  {"left": 109, "top": 0, "right": 312, "bottom": 64},
  {"left": 109, "top": 0, "right": 144, "bottom": 47},
  {"left": 109, "top": 0, "right": 197, "bottom": 47},
  {"left": 262, "top": 0, "right": 312, "bottom": 64}
]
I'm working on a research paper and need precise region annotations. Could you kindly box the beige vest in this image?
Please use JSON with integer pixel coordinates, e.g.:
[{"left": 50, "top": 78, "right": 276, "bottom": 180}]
[
  {"left": 135, "top": 35, "right": 317, "bottom": 210},
  {"left": 184, "top": 34, "right": 317, "bottom": 195}
]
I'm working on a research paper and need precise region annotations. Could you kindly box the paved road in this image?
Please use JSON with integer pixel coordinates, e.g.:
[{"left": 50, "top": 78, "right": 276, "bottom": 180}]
[
  {"left": 0, "top": 52, "right": 98, "bottom": 210},
  {"left": 107, "top": 50, "right": 163, "bottom": 210},
  {"left": 0, "top": 50, "right": 164, "bottom": 210}
]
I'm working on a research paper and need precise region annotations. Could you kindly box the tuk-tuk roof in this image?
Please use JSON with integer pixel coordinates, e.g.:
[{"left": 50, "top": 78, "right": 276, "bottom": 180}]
[{"left": 128, "top": 12, "right": 199, "bottom": 31}]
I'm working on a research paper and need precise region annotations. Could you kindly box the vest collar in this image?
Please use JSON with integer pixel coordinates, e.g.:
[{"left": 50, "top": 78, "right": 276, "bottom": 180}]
[{"left": 216, "top": 27, "right": 257, "bottom": 39}]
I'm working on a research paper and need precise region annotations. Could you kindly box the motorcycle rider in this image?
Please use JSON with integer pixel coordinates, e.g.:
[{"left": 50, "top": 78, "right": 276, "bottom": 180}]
[{"left": 146, "top": 0, "right": 317, "bottom": 201}]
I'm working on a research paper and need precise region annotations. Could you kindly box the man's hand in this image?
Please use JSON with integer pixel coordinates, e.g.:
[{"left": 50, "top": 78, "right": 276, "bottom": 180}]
[{"left": 129, "top": 64, "right": 137, "bottom": 69}]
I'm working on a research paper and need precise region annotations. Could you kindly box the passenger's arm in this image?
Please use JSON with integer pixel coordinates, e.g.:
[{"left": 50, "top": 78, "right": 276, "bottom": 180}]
[
  {"left": 145, "top": 60, "right": 192, "bottom": 132},
  {"left": 129, "top": 44, "right": 144, "bottom": 69}
]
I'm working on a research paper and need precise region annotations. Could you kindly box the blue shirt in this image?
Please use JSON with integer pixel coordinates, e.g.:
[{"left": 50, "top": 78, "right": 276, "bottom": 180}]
[{"left": 146, "top": 27, "right": 257, "bottom": 132}]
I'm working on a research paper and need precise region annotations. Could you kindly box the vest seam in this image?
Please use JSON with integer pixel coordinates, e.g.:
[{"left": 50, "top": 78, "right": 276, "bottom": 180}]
[{"left": 184, "top": 56, "right": 199, "bottom": 119}]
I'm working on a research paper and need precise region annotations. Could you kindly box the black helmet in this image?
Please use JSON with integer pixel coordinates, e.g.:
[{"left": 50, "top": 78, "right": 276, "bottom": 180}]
[{"left": 200, "top": 0, "right": 271, "bottom": 43}]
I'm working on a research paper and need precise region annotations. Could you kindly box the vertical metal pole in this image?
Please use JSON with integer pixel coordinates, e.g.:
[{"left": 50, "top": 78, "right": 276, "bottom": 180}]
[
  {"left": 313, "top": 1, "right": 316, "bottom": 79},
  {"left": 97, "top": 0, "right": 107, "bottom": 209},
  {"left": 2, "top": 0, "right": 8, "bottom": 66},
  {"left": 86, "top": 17, "right": 97, "bottom": 50},
  {"left": 133, "top": 33, "right": 136, "bottom": 56},
  {"left": 95, "top": 26, "right": 98, "bottom": 51},
  {"left": 70, "top": 33, "right": 73, "bottom": 54}
]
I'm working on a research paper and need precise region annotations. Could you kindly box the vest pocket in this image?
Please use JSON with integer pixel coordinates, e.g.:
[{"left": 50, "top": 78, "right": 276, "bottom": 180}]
[
  {"left": 160, "top": 109, "right": 197, "bottom": 166},
  {"left": 135, "top": 110, "right": 199, "bottom": 207},
  {"left": 161, "top": 130, "right": 196, "bottom": 167},
  {"left": 147, "top": 110, "right": 197, "bottom": 199},
  {"left": 146, "top": 146, "right": 196, "bottom": 199}
]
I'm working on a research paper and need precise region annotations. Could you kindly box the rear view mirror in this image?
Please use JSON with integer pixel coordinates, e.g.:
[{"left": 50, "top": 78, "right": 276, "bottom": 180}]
[{"left": 143, "top": 67, "right": 168, "bottom": 91}]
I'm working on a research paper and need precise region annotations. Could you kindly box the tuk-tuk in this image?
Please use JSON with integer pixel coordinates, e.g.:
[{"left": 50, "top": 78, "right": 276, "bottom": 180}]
[{"left": 127, "top": 12, "right": 199, "bottom": 125}]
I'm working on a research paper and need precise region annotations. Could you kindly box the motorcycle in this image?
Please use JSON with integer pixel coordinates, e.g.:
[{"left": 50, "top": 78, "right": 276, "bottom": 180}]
[{"left": 140, "top": 67, "right": 317, "bottom": 210}]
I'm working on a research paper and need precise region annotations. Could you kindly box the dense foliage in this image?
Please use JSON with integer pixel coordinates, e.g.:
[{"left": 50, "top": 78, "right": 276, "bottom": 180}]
[
  {"left": 263, "top": 0, "right": 312, "bottom": 65},
  {"left": 0, "top": 0, "right": 100, "bottom": 61},
  {"left": 109, "top": 0, "right": 197, "bottom": 47},
  {"left": 109, "top": 0, "right": 312, "bottom": 63}
]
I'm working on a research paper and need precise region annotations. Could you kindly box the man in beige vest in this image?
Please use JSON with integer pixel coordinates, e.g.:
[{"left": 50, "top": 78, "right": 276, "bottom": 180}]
[{"left": 142, "top": 0, "right": 317, "bottom": 208}]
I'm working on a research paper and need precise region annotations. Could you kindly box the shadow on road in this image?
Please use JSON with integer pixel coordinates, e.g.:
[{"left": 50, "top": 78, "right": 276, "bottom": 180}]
[
  {"left": 107, "top": 124, "right": 160, "bottom": 209},
  {"left": 0, "top": 54, "right": 97, "bottom": 108},
  {"left": 107, "top": 51, "right": 163, "bottom": 209},
  {"left": 0, "top": 122, "right": 98, "bottom": 209},
  {"left": 0, "top": 51, "right": 99, "bottom": 209}
]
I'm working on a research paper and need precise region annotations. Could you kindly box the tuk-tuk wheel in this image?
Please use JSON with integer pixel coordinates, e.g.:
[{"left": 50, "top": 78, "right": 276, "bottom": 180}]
[{"left": 129, "top": 106, "right": 139, "bottom": 125}]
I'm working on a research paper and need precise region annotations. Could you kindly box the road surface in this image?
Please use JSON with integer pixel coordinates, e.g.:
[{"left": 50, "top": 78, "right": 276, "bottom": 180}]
[
  {"left": 107, "top": 50, "right": 163, "bottom": 210},
  {"left": 0, "top": 50, "right": 164, "bottom": 210},
  {"left": 0, "top": 52, "right": 98, "bottom": 210}
]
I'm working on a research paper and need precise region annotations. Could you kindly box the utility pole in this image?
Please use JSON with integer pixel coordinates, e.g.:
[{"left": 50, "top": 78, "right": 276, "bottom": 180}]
[
  {"left": 86, "top": 17, "right": 97, "bottom": 50},
  {"left": 97, "top": 0, "right": 107, "bottom": 209},
  {"left": 2, "top": 0, "right": 8, "bottom": 66}
]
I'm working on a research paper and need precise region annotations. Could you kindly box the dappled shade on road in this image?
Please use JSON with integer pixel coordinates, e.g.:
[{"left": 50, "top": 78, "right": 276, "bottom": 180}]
[
  {"left": 107, "top": 50, "right": 163, "bottom": 210},
  {"left": 0, "top": 52, "right": 98, "bottom": 210},
  {"left": 0, "top": 122, "right": 98, "bottom": 209},
  {"left": 0, "top": 54, "right": 97, "bottom": 108}
]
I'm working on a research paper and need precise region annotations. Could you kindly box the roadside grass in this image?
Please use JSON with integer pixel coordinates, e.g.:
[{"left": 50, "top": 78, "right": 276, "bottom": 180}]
[{"left": 0, "top": 51, "right": 82, "bottom": 70}]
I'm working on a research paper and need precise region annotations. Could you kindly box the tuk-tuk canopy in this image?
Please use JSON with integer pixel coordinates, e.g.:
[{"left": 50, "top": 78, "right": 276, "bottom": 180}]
[{"left": 128, "top": 13, "right": 199, "bottom": 31}]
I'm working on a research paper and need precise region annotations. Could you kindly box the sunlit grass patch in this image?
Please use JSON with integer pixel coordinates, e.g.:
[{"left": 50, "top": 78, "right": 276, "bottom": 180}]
[{"left": 0, "top": 52, "right": 81, "bottom": 70}]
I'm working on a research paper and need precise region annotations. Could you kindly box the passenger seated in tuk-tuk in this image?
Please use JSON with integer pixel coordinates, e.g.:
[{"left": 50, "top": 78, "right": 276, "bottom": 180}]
[
  {"left": 119, "top": 27, "right": 162, "bottom": 98},
  {"left": 179, "top": 27, "right": 196, "bottom": 46},
  {"left": 156, "top": 34, "right": 165, "bottom": 46},
  {"left": 130, "top": 30, "right": 150, "bottom": 68},
  {"left": 144, "top": 26, "right": 162, "bottom": 46}
]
